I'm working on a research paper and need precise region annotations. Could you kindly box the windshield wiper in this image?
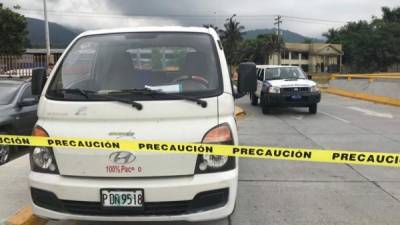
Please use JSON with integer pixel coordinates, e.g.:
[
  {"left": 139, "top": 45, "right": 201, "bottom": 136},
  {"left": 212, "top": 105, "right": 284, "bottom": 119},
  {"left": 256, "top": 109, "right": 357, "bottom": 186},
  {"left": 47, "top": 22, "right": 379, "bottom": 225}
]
[
  {"left": 109, "top": 88, "right": 208, "bottom": 108},
  {"left": 57, "top": 88, "right": 143, "bottom": 110}
]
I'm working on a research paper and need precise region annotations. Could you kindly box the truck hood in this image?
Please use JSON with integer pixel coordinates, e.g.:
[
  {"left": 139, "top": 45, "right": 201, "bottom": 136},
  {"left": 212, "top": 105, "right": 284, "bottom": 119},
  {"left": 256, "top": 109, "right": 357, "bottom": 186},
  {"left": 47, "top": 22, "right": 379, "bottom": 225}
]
[
  {"left": 36, "top": 95, "right": 227, "bottom": 177},
  {"left": 266, "top": 79, "right": 316, "bottom": 88},
  {"left": 0, "top": 105, "right": 13, "bottom": 111}
]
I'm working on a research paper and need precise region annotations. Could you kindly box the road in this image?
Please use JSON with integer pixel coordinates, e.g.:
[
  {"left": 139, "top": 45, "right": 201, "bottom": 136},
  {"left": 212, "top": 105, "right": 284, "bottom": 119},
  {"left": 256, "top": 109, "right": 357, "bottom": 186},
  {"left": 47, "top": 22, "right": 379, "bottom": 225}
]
[{"left": 1, "top": 93, "right": 400, "bottom": 225}]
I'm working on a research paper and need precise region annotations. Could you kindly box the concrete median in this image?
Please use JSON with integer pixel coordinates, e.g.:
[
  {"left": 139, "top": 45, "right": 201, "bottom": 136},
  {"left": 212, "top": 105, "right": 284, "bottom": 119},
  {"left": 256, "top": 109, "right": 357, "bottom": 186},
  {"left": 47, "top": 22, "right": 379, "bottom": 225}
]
[{"left": 327, "top": 79, "right": 400, "bottom": 106}]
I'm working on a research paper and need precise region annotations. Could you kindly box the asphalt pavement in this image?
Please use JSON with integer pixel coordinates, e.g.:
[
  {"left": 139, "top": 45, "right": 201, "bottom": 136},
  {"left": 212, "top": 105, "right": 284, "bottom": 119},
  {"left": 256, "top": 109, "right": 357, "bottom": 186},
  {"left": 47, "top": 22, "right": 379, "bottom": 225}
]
[{"left": 1, "top": 93, "right": 400, "bottom": 225}]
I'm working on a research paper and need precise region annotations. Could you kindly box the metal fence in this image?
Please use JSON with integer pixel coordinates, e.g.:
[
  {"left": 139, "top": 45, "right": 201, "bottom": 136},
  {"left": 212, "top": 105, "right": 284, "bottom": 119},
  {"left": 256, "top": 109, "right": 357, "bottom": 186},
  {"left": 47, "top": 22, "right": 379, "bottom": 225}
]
[{"left": 0, "top": 55, "right": 48, "bottom": 77}]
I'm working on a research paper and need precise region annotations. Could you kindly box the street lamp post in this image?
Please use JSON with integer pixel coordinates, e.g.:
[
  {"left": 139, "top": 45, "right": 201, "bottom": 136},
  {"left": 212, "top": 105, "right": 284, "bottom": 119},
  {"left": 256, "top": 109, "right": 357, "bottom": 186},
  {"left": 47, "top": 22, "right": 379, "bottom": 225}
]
[{"left": 43, "top": 0, "right": 51, "bottom": 70}]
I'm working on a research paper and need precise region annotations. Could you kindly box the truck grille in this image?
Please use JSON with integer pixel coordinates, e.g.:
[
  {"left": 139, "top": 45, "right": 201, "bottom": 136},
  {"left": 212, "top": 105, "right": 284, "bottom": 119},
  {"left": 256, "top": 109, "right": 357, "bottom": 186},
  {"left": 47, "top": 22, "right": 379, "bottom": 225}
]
[
  {"left": 281, "top": 87, "right": 310, "bottom": 93},
  {"left": 62, "top": 200, "right": 190, "bottom": 216}
]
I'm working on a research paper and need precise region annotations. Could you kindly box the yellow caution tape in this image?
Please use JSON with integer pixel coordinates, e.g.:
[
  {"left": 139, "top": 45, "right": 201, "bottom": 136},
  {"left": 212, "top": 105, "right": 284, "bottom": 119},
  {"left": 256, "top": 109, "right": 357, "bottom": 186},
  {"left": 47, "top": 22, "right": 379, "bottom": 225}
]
[{"left": 1, "top": 134, "right": 400, "bottom": 168}]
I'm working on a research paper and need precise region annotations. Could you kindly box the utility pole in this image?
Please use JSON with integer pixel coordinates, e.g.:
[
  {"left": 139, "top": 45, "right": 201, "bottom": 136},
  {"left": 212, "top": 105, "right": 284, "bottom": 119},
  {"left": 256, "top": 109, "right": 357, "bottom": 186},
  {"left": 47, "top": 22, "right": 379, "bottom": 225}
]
[
  {"left": 43, "top": 0, "right": 51, "bottom": 70},
  {"left": 274, "top": 15, "right": 282, "bottom": 65}
]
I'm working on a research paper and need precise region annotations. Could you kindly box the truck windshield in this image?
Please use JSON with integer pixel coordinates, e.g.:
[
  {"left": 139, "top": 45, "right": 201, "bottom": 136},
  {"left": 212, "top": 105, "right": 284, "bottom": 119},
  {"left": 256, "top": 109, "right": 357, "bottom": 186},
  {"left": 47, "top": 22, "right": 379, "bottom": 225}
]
[
  {"left": 265, "top": 67, "right": 307, "bottom": 80},
  {"left": 0, "top": 84, "right": 19, "bottom": 105},
  {"left": 46, "top": 32, "right": 222, "bottom": 100}
]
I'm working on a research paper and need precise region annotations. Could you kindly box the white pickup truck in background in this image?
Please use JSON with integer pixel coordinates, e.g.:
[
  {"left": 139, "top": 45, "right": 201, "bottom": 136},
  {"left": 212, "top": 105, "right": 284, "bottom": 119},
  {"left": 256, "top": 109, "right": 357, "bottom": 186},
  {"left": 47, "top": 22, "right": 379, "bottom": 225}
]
[{"left": 250, "top": 65, "right": 321, "bottom": 114}]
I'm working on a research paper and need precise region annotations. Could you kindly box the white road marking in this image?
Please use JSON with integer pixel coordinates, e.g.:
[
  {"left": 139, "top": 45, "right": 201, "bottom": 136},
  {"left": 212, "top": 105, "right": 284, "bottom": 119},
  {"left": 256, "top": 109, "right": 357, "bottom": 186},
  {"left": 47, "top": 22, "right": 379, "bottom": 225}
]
[
  {"left": 291, "top": 115, "right": 304, "bottom": 120},
  {"left": 347, "top": 106, "right": 394, "bottom": 119},
  {"left": 320, "top": 111, "right": 351, "bottom": 124}
]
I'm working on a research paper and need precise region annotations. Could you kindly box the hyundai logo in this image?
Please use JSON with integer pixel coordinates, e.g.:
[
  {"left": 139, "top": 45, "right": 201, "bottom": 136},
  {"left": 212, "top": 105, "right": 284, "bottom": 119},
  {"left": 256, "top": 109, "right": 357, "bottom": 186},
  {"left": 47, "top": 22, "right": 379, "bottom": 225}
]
[
  {"left": 109, "top": 151, "right": 136, "bottom": 164},
  {"left": 294, "top": 87, "right": 299, "bottom": 91}
]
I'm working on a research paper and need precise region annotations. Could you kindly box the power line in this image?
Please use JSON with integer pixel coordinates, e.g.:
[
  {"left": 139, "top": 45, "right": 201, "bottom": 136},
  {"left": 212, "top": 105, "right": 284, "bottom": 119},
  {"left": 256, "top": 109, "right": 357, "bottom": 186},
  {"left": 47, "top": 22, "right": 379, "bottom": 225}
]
[
  {"left": 17, "top": 8, "right": 347, "bottom": 24},
  {"left": 18, "top": 9, "right": 275, "bottom": 18},
  {"left": 284, "top": 18, "right": 344, "bottom": 26},
  {"left": 281, "top": 15, "right": 347, "bottom": 24}
]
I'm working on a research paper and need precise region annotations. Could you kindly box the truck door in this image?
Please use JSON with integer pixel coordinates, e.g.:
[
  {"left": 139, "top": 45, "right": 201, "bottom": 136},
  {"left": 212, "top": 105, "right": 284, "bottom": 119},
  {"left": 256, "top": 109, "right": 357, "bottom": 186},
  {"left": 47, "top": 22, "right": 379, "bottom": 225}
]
[
  {"left": 15, "top": 84, "right": 37, "bottom": 135},
  {"left": 255, "top": 68, "right": 264, "bottom": 97}
]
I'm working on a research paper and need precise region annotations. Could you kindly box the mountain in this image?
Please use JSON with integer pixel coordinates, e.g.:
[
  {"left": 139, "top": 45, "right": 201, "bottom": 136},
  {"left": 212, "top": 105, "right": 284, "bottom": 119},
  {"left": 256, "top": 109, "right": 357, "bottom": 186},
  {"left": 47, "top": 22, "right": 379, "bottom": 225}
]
[
  {"left": 26, "top": 17, "right": 81, "bottom": 48},
  {"left": 25, "top": 17, "right": 323, "bottom": 48},
  {"left": 243, "top": 28, "right": 324, "bottom": 43}
]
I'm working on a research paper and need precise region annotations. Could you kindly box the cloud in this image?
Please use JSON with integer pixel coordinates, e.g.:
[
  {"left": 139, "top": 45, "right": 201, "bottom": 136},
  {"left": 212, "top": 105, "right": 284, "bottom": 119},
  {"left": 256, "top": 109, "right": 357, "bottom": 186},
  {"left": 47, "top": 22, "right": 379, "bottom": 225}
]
[
  {"left": 3, "top": 0, "right": 400, "bottom": 37},
  {"left": 4, "top": 0, "right": 182, "bottom": 30}
]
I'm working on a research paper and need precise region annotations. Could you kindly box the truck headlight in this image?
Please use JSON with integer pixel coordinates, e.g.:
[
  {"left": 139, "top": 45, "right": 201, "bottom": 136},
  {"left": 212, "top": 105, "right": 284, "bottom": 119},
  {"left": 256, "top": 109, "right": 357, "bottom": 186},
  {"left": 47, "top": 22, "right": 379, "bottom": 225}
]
[
  {"left": 30, "top": 126, "right": 59, "bottom": 174},
  {"left": 310, "top": 85, "right": 320, "bottom": 92},
  {"left": 195, "top": 123, "right": 235, "bottom": 173},
  {"left": 31, "top": 147, "right": 58, "bottom": 172},
  {"left": 268, "top": 86, "right": 280, "bottom": 93},
  {"left": 202, "top": 155, "right": 229, "bottom": 169}
]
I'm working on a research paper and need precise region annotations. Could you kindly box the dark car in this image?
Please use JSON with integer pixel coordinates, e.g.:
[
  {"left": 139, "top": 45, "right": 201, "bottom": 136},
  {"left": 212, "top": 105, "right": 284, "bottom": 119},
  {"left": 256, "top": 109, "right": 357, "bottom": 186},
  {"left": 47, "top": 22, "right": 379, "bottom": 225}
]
[{"left": 0, "top": 79, "right": 38, "bottom": 165}]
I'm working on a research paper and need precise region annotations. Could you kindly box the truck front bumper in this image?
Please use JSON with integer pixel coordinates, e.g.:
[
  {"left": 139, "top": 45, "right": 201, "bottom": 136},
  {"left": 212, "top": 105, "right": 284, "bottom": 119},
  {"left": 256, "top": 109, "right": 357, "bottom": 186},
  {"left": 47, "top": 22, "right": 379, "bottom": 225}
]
[
  {"left": 29, "top": 169, "right": 238, "bottom": 222},
  {"left": 261, "top": 92, "right": 321, "bottom": 107}
]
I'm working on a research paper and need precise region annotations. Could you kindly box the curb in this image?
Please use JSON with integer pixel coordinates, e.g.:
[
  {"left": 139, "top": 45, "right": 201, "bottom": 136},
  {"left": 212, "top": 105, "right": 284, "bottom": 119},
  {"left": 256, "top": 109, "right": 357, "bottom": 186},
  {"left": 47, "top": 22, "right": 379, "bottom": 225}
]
[
  {"left": 323, "top": 87, "right": 400, "bottom": 107},
  {"left": 5, "top": 206, "right": 47, "bottom": 225}
]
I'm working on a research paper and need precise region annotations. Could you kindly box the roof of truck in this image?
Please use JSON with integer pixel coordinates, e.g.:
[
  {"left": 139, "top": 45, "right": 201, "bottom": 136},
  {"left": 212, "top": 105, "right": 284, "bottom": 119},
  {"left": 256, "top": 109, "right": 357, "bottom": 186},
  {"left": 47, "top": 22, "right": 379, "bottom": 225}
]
[
  {"left": 79, "top": 26, "right": 215, "bottom": 37},
  {"left": 256, "top": 65, "right": 300, "bottom": 69}
]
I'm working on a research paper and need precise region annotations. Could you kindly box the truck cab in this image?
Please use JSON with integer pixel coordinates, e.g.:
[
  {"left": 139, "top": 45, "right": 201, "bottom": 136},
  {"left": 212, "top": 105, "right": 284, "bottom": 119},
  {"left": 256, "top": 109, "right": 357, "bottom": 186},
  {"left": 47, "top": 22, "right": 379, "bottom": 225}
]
[{"left": 28, "top": 27, "right": 256, "bottom": 222}]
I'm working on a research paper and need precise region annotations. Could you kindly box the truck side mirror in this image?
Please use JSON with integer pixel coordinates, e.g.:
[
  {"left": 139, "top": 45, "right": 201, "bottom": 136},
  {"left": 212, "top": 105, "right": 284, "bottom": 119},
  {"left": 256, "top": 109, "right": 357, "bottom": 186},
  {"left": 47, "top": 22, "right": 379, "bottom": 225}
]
[
  {"left": 238, "top": 62, "right": 257, "bottom": 93},
  {"left": 18, "top": 97, "right": 38, "bottom": 107},
  {"left": 32, "top": 68, "right": 47, "bottom": 96}
]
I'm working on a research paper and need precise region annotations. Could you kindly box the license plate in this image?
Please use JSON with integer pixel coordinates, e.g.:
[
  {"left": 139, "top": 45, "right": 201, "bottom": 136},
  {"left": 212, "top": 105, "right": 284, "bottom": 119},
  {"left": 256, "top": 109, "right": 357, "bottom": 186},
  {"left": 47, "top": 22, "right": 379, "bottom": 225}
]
[
  {"left": 101, "top": 189, "right": 144, "bottom": 208},
  {"left": 291, "top": 95, "right": 302, "bottom": 100}
]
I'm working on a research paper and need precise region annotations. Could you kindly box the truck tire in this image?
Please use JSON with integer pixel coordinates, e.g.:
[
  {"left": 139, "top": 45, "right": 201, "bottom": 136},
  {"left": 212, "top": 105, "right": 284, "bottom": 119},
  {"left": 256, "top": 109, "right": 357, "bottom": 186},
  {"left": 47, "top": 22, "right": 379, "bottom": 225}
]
[
  {"left": 251, "top": 94, "right": 258, "bottom": 106},
  {"left": 0, "top": 132, "right": 10, "bottom": 165},
  {"left": 262, "top": 105, "right": 270, "bottom": 114},
  {"left": 309, "top": 103, "right": 317, "bottom": 114}
]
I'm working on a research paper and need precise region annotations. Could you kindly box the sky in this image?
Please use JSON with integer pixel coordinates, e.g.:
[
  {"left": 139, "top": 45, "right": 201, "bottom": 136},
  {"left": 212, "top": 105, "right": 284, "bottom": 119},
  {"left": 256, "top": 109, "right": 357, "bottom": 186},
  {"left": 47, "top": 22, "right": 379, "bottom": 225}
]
[{"left": 1, "top": 0, "right": 399, "bottom": 38}]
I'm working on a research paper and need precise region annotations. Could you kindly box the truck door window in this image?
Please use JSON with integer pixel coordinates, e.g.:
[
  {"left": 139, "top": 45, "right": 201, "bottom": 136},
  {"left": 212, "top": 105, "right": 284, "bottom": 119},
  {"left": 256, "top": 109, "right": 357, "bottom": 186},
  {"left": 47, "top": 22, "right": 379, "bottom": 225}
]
[{"left": 257, "top": 69, "right": 264, "bottom": 81}]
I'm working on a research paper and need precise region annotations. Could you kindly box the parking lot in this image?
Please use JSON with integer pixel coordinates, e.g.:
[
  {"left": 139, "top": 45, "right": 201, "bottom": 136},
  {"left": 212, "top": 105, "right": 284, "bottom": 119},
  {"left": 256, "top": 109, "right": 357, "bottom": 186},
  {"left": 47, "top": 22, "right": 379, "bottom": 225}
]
[{"left": 1, "top": 93, "right": 400, "bottom": 225}]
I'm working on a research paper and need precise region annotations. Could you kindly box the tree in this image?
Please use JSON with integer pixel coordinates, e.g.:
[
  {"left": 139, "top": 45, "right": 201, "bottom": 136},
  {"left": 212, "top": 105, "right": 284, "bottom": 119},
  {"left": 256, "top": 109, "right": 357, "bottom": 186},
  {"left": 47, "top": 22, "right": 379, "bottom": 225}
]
[
  {"left": 0, "top": 5, "right": 28, "bottom": 55},
  {"left": 240, "top": 34, "right": 284, "bottom": 64},
  {"left": 221, "top": 14, "right": 245, "bottom": 66},
  {"left": 373, "top": 7, "right": 400, "bottom": 71},
  {"left": 381, "top": 6, "right": 400, "bottom": 23},
  {"left": 323, "top": 6, "right": 400, "bottom": 73},
  {"left": 303, "top": 38, "right": 313, "bottom": 44},
  {"left": 203, "top": 24, "right": 224, "bottom": 38},
  {"left": 322, "top": 28, "right": 341, "bottom": 43}
]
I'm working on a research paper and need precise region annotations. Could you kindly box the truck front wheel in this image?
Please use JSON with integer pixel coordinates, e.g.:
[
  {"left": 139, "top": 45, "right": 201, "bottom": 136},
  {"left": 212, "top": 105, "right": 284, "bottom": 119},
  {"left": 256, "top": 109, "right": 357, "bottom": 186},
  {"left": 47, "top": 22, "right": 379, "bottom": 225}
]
[
  {"left": 251, "top": 94, "right": 258, "bottom": 106},
  {"left": 309, "top": 103, "right": 317, "bottom": 114},
  {"left": 262, "top": 105, "right": 270, "bottom": 114}
]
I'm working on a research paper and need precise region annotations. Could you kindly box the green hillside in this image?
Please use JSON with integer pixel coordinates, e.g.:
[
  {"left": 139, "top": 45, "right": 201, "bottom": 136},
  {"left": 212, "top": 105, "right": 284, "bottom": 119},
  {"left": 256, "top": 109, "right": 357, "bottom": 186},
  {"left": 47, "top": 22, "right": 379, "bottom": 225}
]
[
  {"left": 26, "top": 17, "right": 81, "bottom": 48},
  {"left": 243, "top": 28, "right": 324, "bottom": 43},
  {"left": 25, "top": 18, "right": 323, "bottom": 48}
]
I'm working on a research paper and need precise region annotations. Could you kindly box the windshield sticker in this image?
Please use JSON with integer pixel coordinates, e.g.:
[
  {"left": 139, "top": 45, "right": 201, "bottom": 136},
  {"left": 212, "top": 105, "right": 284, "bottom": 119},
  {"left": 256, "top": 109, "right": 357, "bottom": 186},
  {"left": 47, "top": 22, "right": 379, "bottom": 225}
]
[{"left": 145, "top": 84, "right": 182, "bottom": 93}]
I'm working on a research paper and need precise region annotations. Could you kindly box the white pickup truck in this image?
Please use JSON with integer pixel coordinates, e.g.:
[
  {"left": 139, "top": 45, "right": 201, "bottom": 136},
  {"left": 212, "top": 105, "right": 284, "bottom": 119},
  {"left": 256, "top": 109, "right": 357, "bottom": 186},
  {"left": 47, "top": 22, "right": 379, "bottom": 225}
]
[
  {"left": 250, "top": 65, "right": 321, "bottom": 114},
  {"left": 28, "top": 27, "right": 257, "bottom": 222}
]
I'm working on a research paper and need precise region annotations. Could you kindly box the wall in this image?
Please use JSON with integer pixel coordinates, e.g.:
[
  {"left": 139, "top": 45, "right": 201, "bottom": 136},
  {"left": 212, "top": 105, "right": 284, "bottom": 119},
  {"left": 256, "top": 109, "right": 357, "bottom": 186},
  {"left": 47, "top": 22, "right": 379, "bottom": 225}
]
[{"left": 329, "top": 79, "right": 400, "bottom": 99}]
